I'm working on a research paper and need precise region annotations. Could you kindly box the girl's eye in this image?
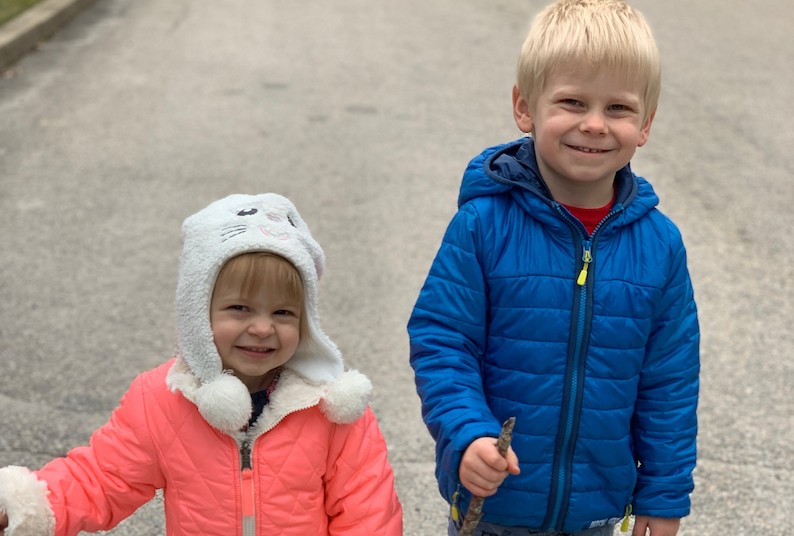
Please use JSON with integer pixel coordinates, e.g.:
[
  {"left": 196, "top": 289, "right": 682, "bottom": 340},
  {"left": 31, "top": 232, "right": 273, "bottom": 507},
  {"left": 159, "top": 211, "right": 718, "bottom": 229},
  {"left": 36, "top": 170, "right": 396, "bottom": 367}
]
[
  {"left": 230, "top": 305, "right": 249, "bottom": 312},
  {"left": 275, "top": 309, "right": 297, "bottom": 317}
]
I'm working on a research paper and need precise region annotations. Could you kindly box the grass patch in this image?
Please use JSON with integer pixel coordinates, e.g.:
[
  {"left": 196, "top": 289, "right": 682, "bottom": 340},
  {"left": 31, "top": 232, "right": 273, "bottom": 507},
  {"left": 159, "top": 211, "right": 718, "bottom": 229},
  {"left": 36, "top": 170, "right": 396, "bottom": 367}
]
[{"left": 0, "top": 0, "right": 46, "bottom": 27}]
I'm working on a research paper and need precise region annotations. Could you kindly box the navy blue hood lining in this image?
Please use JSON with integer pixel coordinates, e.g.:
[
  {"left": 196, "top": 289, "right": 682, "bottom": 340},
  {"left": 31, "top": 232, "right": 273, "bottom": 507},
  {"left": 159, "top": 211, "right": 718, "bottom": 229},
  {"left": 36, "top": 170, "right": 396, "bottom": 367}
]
[{"left": 472, "top": 137, "right": 639, "bottom": 208}]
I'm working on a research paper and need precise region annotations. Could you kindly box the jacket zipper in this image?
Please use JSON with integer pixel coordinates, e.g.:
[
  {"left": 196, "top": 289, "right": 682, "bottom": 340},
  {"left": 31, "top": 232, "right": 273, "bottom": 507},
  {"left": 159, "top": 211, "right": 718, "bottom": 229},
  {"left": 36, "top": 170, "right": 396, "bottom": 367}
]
[
  {"left": 240, "top": 440, "right": 256, "bottom": 536},
  {"left": 546, "top": 205, "right": 620, "bottom": 530},
  {"left": 236, "top": 399, "right": 321, "bottom": 536}
]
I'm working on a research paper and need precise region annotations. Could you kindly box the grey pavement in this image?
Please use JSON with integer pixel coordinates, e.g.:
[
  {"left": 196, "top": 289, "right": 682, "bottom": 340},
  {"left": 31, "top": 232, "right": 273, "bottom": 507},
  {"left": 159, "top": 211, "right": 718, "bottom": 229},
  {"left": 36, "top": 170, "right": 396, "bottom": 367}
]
[{"left": 1, "top": 1, "right": 792, "bottom": 535}]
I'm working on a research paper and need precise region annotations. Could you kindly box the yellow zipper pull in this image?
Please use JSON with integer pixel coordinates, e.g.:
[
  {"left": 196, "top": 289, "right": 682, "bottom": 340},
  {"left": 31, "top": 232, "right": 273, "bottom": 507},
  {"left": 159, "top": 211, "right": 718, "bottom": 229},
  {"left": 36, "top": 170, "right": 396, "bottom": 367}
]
[
  {"left": 620, "top": 504, "right": 633, "bottom": 533},
  {"left": 450, "top": 490, "right": 460, "bottom": 522},
  {"left": 577, "top": 246, "right": 592, "bottom": 286}
]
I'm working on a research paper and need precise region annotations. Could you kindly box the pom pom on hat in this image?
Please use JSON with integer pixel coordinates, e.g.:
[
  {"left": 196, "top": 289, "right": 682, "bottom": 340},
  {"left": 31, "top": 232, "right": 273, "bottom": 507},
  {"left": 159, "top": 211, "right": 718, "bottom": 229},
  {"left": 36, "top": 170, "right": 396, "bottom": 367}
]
[
  {"left": 319, "top": 370, "right": 372, "bottom": 424},
  {"left": 195, "top": 373, "right": 252, "bottom": 433}
]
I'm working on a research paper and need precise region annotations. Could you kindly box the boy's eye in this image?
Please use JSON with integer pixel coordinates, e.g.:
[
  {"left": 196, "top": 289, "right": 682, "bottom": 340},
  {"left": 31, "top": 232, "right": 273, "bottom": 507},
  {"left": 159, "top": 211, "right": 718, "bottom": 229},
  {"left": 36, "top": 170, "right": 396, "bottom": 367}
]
[{"left": 609, "top": 103, "right": 638, "bottom": 114}]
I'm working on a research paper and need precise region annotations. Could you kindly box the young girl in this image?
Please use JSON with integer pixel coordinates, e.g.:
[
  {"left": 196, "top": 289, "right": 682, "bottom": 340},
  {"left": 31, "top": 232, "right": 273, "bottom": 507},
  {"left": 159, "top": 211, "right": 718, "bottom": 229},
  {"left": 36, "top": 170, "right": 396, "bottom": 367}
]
[{"left": 0, "top": 193, "right": 403, "bottom": 535}]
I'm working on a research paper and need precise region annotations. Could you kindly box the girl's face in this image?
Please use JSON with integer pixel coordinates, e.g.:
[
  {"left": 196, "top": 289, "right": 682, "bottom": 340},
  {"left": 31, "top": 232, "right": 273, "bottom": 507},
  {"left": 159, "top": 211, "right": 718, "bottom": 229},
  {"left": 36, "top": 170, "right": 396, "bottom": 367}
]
[
  {"left": 210, "top": 276, "right": 301, "bottom": 393},
  {"left": 513, "top": 62, "right": 655, "bottom": 207}
]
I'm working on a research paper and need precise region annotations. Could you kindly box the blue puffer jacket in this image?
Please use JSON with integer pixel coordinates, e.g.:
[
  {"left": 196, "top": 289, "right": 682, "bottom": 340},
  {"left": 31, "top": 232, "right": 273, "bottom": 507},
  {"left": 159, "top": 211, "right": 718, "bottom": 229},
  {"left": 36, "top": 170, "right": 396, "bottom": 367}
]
[{"left": 408, "top": 137, "right": 699, "bottom": 532}]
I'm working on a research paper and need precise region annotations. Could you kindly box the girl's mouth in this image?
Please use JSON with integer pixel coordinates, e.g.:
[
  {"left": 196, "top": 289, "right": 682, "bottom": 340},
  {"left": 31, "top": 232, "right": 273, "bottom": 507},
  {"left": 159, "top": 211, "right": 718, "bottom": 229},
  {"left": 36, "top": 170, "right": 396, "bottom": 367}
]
[{"left": 237, "top": 346, "right": 275, "bottom": 356}]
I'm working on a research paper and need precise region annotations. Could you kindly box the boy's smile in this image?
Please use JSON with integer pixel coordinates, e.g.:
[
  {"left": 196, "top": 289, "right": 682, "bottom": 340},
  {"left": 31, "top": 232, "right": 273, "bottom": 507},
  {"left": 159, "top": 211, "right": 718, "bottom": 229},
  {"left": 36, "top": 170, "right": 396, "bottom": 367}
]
[
  {"left": 210, "top": 284, "right": 301, "bottom": 392},
  {"left": 513, "top": 63, "right": 655, "bottom": 207}
]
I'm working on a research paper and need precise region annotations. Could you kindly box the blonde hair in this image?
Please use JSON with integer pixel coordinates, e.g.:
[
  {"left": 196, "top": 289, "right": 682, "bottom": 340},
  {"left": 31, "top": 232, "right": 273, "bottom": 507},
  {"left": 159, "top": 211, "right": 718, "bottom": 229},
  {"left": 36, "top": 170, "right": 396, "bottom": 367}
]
[
  {"left": 517, "top": 0, "right": 660, "bottom": 121},
  {"left": 213, "top": 252, "right": 307, "bottom": 338}
]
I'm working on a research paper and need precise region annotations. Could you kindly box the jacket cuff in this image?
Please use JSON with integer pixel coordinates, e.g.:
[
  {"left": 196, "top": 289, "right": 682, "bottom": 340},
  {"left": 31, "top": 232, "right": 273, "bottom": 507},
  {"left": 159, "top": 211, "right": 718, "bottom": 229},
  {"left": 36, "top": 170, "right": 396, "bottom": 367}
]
[{"left": 0, "top": 466, "right": 55, "bottom": 536}]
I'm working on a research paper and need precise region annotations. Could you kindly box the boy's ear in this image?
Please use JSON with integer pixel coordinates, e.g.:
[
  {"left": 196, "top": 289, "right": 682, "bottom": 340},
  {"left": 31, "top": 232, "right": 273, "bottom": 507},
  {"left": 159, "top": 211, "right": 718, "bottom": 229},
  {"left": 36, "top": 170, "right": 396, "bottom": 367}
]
[
  {"left": 637, "top": 109, "right": 656, "bottom": 147},
  {"left": 512, "top": 85, "right": 534, "bottom": 133}
]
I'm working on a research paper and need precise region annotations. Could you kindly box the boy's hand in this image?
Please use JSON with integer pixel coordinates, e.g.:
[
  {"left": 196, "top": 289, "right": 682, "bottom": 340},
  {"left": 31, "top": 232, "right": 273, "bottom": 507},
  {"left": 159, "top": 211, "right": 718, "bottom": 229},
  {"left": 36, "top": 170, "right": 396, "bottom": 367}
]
[
  {"left": 632, "top": 516, "right": 680, "bottom": 536},
  {"left": 459, "top": 437, "right": 520, "bottom": 497}
]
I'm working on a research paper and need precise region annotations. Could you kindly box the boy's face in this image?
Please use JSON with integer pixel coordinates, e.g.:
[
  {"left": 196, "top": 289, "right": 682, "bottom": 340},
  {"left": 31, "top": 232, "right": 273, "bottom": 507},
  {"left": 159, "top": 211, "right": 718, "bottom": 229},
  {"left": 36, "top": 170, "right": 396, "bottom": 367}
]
[
  {"left": 513, "top": 63, "right": 655, "bottom": 207},
  {"left": 210, "top": 277, "right": 301, "bottom": 393}
]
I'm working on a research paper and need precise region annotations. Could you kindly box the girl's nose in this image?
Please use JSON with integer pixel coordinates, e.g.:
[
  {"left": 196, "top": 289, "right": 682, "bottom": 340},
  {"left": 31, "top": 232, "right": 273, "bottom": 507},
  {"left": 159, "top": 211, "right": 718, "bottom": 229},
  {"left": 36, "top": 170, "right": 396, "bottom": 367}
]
[{"left": 247, "top": 316, "right": 275, "bottom": 337}]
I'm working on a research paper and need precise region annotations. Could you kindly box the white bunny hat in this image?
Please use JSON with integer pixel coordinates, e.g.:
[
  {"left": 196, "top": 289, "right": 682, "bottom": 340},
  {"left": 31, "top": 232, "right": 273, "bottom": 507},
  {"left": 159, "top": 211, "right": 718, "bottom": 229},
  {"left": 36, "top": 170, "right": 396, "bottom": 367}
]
[{"left": 173, "top": 193, "right": 344, "bottom": 431}]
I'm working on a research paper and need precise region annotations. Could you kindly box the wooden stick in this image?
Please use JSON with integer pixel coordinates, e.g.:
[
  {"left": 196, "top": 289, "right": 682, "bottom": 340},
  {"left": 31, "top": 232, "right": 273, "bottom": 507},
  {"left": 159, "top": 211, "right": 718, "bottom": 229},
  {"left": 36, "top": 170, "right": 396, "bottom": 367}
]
[{"left": 458, "top": 417, "right": 516, "bottom": 536}]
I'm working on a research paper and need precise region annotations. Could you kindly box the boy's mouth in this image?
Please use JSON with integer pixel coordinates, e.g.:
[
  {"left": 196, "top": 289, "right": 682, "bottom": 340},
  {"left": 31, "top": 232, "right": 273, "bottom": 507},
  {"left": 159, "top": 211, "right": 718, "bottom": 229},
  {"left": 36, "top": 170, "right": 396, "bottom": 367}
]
[{"left": 569, "top": 145, "right": 607, "bottom": 153}]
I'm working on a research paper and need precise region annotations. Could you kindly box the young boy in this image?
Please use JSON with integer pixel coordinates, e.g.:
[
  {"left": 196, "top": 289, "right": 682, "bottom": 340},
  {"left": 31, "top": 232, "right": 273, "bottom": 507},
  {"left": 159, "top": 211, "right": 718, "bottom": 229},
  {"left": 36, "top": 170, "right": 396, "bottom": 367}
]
[
  {"left": 408, "top": 1, "right": 699, "bottom": 536},
  {"left": 0, "top": 193, "right": 402, "bottom": 535}
]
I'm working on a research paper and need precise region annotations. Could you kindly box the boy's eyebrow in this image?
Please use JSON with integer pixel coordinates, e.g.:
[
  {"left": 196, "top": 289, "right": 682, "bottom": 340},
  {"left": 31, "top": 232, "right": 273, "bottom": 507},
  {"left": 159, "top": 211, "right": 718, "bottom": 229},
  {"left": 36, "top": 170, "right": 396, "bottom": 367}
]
[{"left": 549, "top": 86, "right": 642, "bottom": 104}]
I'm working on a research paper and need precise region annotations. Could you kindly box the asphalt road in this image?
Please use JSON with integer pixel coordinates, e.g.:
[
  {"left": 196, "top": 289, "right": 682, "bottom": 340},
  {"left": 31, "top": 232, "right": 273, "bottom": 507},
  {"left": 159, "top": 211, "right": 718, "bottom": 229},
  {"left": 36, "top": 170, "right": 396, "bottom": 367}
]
[{"left": 1, "top": 1, "right": 792, "bottom": 535}]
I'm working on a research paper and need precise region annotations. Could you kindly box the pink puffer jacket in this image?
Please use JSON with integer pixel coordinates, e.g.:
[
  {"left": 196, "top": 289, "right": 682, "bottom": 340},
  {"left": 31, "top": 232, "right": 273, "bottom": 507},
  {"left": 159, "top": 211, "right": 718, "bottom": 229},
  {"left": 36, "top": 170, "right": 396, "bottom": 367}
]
[{"left": 0, "top": 360, "right": 402, "bottom": 535}]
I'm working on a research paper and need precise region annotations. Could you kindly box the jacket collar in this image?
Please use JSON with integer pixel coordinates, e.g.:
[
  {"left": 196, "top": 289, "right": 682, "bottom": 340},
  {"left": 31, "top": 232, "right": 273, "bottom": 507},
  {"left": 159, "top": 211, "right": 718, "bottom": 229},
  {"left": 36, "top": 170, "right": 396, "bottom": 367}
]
[
  {"left": 458, "top": 137, "right": 659, "bottom": 232},
  {"left": 166, "top": 357, "right": 372, "bottom": 436}
]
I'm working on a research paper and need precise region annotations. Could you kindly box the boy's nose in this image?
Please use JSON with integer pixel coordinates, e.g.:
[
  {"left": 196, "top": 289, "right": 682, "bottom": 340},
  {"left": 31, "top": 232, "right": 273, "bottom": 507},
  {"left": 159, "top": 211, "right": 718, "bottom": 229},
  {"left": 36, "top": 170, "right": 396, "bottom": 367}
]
[{"left": 580, "top": 111, "right": 607, "bottom": 134}]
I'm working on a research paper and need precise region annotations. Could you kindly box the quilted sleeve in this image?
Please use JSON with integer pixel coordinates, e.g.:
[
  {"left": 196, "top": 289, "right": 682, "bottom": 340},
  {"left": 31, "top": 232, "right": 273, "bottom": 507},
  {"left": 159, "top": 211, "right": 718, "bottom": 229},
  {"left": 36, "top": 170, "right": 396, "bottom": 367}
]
[
  {"left": 33, "top": 372, "right": 166, "bottom": 535},
  {"left": 323, "top": 407, "right": 402, "bottom": 535},
  {"left": 631, "top": 228, "right": 700, "bottom": 518},
  {"left": 407, "top": 202, "right": 502, "bottom": 501}
]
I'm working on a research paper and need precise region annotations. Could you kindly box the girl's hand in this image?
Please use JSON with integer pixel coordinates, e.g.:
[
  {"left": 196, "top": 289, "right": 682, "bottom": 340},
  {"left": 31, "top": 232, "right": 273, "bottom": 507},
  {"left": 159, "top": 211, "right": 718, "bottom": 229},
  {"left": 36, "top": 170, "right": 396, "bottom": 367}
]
[
  {"left": 0, "top": 511, "right": 8, "bottom": 534},
  {"left": 459, "top": 437, "right": 520, "bottom": 497},
  {"left": 632, "top": 515, "right": 680, "bottom": 536}
]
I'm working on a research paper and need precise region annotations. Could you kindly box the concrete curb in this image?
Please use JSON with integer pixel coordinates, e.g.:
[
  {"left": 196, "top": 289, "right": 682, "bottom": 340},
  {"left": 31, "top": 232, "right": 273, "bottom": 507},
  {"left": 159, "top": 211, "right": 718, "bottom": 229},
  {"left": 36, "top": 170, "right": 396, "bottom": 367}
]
[{"left": 0, "top": 0, "right": 99, "bottom": 71}]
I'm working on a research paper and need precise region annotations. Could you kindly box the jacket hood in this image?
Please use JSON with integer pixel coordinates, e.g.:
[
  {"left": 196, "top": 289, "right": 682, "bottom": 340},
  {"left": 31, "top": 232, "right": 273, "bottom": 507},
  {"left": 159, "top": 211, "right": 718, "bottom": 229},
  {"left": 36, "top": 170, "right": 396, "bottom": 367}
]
[
  {"left": 459, "top": 137, "right": 659, "bottom": 227},
  {"left": 173, "top": 193, "right": 345, "bottom": 433}
]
